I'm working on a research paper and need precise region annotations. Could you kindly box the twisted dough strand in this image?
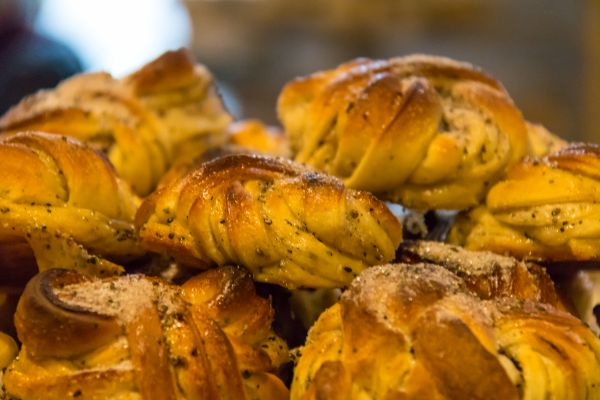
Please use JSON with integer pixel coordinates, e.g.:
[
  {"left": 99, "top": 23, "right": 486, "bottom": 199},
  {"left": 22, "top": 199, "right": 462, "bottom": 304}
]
[
  {"left": 136, "top": 154, "right": 402, "bottom": 289},
  {"left": 450, "top": 143, "right": 600, "bottom": 261},
  {"left": 0, "top": 132, "right": 141, "bottom": 278},
  {"left": 4, "top": 266, "right": 288, "bottom": 400},
  {"left": 0, "top": 49, "right": 231, "bottom": 195},
  {"left": 397, "top": 240, "right": 564, "bottom": 308},
  {"left": 226, "top": 119, "right": 291, "bottom": 158},
  {"left": 292, "top": 263, "right": 600, "bottom": 399},
  {"left": 278, "top": 54, "right": 529, "bottom": 210}
]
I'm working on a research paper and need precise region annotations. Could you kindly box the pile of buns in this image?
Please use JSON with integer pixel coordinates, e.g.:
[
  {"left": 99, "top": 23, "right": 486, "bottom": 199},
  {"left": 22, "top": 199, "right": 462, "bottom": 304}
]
[{"left": 0, "top": 49, "right": 598, "bottom": 399}]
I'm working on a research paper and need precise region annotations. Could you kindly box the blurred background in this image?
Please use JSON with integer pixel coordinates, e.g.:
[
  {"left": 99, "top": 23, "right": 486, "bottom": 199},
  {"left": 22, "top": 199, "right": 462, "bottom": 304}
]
[{"left": 0, "top": 0, "right": 598, "bottom": 141}]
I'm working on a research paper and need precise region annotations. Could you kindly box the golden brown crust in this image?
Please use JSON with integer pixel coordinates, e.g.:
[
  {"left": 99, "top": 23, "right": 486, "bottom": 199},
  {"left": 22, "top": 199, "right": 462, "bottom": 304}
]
[
  {"left": 13, "top": 270, "right": 121, "bottom": 359},
  {"left": 278, "top": 54, "right": 529, "bottom": 210},
  {"left": 0, "top": 73, "right": 166, "bottom": 196},
  {"left": 135, "top": 154, "right": 403, "bottom": 289},
  {"left": 292, "top": 263, "right": 600, "bottom": 399},
  {"left": 123, "top": 49, "right": 232, "bottom": 168},
  {"left": 154, "top": 119, "right": 292, "bottom": 191},
  {"left": 397, "top": 240, "right": 563, "bottom": 308},
  {"left": 0, "top": 49, "right": 231, "bottom": 195},
  {"left": 0, "top": 132, "right": 142, "bottom": 278},
  {"left": 124, "top": 48, "right": 199, "bottom": 95},
  {"left": 548, "top": 142, "right": 600, "bottom": 179},
  {"left": 226, "top": 119, "right": 291, "bottom": 158},
  {"left": 449, "top": 143, "right": 600, "bottom": 261},
  {"left": 4, "top": 267, "right": 288, "bottom": 400}
]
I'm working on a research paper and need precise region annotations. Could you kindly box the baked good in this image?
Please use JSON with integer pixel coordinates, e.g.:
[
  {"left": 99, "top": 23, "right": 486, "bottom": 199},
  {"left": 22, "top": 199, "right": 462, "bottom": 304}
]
[
  {"left": 3, "top": 266, "right": 288, "bottom": 399},
  {"left": 0, "top": 49, "right": 232, "bottom": 195},
  {"left": 0, "top": 132, "right": 141, "bottom": 277},
  {"left": 123, "top": 49, "right": 232, "bottom": 166},
  {"left": 226, "top": 119, "right": 291, "bottom": 158},
  {"left": 154, "top": 119, "right": 291, "bottom": 191},
  {"left": 526, "top": 122, "right": 567, "bottom": 157},
  {"left": 136, "top": 154, "right": 403, "bottom": 289},
  {"left": 397, "top": 240, "right": 563, "bottom": 308},
  {"left": 292, "top": 263, "right": 600, "bottom": 399},
  {"left": 0, "top": 331, "right": 17, "bottom": 370},
  {"left": 2, "top": 48, "right": 597, "bottom": 399},
  {"left": 449, "top": 143, "right": 600, "bottom": 261},
  {"left": 278, "top": 54, "right": 529, "bottom": 210}
]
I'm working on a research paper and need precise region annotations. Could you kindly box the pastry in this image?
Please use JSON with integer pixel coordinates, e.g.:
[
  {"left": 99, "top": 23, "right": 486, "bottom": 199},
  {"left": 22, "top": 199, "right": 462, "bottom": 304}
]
[
  {"left": 0, "top": 49, "right": 232, "bottom": 195},
  {"left": 292, "top": 263, "right": 600, "bottom": 399},
  {"left": 397, "top": 240, "right": 563, "bottom": 308},
  {"left": 226, "top": 119, "right": 291, "bottom": 158},
  {"left": 136, "top": 154, "right": 403, "bottom": 289},
  {"left": 449, "top": 143, "right": 600, "bottom": 261},
  {"left": 525, "top": 122, "right": 567, "bottom": 158},
  {"left": 0, "top": 132, "right": 141, "bottom": 277},
  {"left": 123, "top": 49, "right": 232, "bottom": 166},
  {"left": 155, "top": 119, "right": 291, "bottom": 191},
  {"left": 0, "top": 331, "right": 17, "bottom": 370},
  {"left": 278, "top": 54, "right": 529, "bottom": 210},
  {"left": 3, "top": 266, "right": 288, "bottom": 400},
  {"left": 1, "top": 48, "right": 597, "bottom": 400}
]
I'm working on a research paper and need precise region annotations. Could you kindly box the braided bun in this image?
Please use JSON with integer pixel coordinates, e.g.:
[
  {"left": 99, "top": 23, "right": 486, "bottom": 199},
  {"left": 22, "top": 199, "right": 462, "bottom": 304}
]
[
  {"left": 136, "top": 154, "right": 402, "bottom": 288},
  {"left": 278, "top": 55, "right": 529, "bottom": 210}
]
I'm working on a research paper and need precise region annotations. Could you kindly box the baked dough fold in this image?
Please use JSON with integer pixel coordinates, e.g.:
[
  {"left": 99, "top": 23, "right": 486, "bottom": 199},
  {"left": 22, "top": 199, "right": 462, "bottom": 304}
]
[
  {"left": 4, "top": 266, "right": 288, "bottom": 400},
  {"left": 0, "top": 132, "right": 141, "bottom": 278},
  {"left": 0, "top": 49, "right": 231, "bottom": 195},
  {"left": 278, "top": 55, "right": 529, "bottom": 210},
  {"left": 136, "top": 154, "right": 403, "bottom": 289},
  {"left": 292, "top": 263, "right": 600, "bottom": 399},
  {"left": 450, "top": 143, "right": 600, "bottom": 261}
]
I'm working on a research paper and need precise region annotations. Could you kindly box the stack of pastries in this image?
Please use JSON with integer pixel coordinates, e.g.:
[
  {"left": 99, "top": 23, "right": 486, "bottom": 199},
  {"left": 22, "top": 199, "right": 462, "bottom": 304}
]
[{"left": 0, "top": 49, "right": 598, "bottom": 400}]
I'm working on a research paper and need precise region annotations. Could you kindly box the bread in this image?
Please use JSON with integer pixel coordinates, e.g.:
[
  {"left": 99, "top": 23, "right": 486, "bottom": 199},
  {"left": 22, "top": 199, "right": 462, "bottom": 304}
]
[
  {"left": 2, "top": 49, "right": 598, "bottom": 399},
  {"left": 397, "top": 240, "right": 563, "bottom": 308},
  {"left": 0, "top": 132, "right": 141, "bottom": 277},
  {"left": 449, "top": 143, "right": 600, "bottom": 261},
  {"left": 3, "top": 266, "right": 288, "bottom": 400},
  {"left": 0, "top": 49, "right": 232, "bottom": 195},
  {"left": 123, "top": 49, "right": 232, "bottom": 166},
  {"left": 278, "top": 54, "right": 529, "bottom": 210},
  {"left": 0, "top": 331, "right": 17, "bottom": 370},
  {"left": 525, "top": 122, "right": 567, "bottom": 158},
  {"left": 154, "top": 119, "right": 291, "bottom": 191},
  {"left": 292, "top": 263, "right": 600, "bottom": 399},
  {"left": 226, "top": 119, "right": 291, "bottom": 158},
  {"left": 135, "top": 154, "right": 403, "bottom": 289}
]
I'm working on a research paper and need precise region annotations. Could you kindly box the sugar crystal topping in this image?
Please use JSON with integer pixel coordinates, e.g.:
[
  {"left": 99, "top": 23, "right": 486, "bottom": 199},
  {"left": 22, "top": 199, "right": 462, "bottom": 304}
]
[{"left": 54, "top": 275, "right": 183, "bottom": 324}]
